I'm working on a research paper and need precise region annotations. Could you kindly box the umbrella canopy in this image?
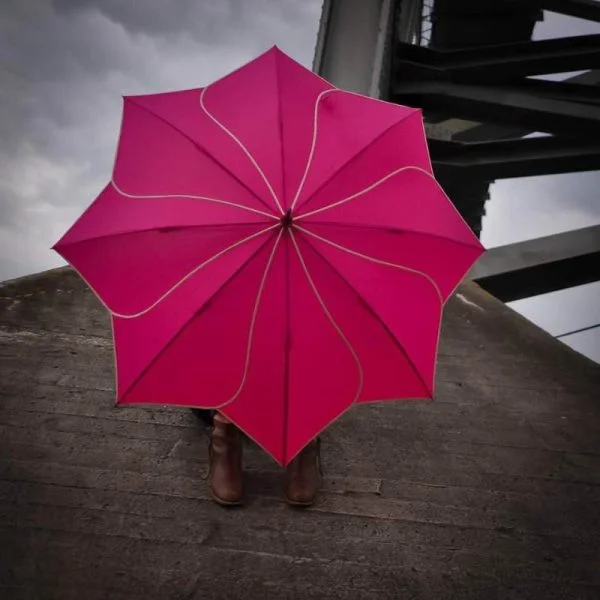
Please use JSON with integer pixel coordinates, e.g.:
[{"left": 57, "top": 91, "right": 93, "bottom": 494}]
[{"left": 53, "top": 47, "right": 484, "bottom": 465}]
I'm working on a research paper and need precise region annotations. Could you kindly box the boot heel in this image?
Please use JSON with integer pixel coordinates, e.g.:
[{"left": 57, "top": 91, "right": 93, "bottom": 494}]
[
  {"left": 284, "top": 438, "right": 322, "bottom": 507},
  {"left": 208, "top": 422, "right": 244, "bottom": 506}
]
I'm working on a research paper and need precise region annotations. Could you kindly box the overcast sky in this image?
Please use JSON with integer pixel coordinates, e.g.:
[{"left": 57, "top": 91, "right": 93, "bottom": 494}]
[{"left": 0, "top": 1, "right": 598, "bottom": 362}]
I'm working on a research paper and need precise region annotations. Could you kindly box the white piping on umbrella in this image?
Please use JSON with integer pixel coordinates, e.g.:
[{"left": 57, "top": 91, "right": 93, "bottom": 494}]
[
  {"left": 289, "top": 89, "right": 422, "bottom": 213},
  {"left": 111, "top": 180, "right": 278, "bottom": 221},
  {"left": 116, "top": 227, "right": 282, "bottom": 406},
  {"left": 200, "top": 87, "right": 285, "bottom": 216},
  {"left": 296, "top": 224, "right": 459, "bottom": 400},
  {"left": 216, "top": 226, "right": 366, "bottom": 466},
  {"left": 297, "top": 224, "right": 441, "bottom": 400},
  {"left": 289, "top": 88, "right": 336, "bottom": 212},
  {"left": 115, "top": 227, "right": 284, "bottom": 463},
  {"left": 215, "top": 228, "right": 284, "bottom": 409},
  {"left": 94, "top": 227, "right": 280, "bottom": 409},
  {"left": 295, "top": 225, "right": 443, "bottom": 303},
  {"left": 295, "top": 165, "right": 482, "bottom": 255},
  {"left": 297, "top": 166, "right": 430, "bottom": 220},
  {"left": 289, "top": 228, "right": 364, "bottom": 404},
  {"left": 88, "top": 50, "right": 477, "bottom": 444},
  {"left": 94, "top": 223, "right": 279, "bottom": 319}
]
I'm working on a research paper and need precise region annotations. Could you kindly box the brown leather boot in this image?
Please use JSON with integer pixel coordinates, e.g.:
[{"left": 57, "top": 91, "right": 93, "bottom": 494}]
[
  {"left": 208, "top": 420, "right": 244, "bottom": 506},
  {"left": 284, "top": 438, "right": 322, "bottom": 507}
]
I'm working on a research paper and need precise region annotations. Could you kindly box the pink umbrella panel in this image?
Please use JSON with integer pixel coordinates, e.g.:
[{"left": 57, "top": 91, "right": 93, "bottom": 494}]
[{"left": 53, "top": 47, "right": 485, "bottom": 465}]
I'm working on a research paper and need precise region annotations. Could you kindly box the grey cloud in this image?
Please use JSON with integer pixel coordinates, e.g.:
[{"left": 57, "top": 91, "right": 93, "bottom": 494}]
[
  {"left": 484, "top": 169, "right": 600, "bottom": 250},
  {"left": 52, "top": 0, "right": 231, "bottom": 38},
  {"left": 0, "top": 0, "right": 322, "bottom": 281},
  {"left": 501, "top": 170, "right": 600, "bottom": 217},
  {"left": 51, "top": 0, "right": 321, "bottom": 52},
  {"left": 2, "top": 0, "right": 321, "bottom": 136}
]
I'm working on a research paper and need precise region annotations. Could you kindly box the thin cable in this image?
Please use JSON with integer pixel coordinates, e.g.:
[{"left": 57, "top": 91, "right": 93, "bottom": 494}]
[{"left": 555, "top": 323, "right": 600, "bottom": 339}]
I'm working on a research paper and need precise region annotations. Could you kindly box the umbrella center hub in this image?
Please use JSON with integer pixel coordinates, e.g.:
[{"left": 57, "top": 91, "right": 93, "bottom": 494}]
[{"left": 281, "top": 209, "right": 293, "bottom": 230}]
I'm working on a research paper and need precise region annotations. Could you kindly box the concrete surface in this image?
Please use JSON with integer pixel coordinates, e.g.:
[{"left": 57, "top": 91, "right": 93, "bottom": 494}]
[{"left": 1, "top": 267, "right": 599, "bottom": 600}]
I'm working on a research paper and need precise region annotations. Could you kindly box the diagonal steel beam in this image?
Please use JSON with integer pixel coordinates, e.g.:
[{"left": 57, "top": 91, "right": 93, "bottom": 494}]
[
  {"left": 508, "top": 78, "right": 600, "bottom": 107},
  {"left": 453, "top": 70, "right": 600, "bottom": 142},
  {"left": 396, "top": 35, "right": 600, "bottom": 81},
  {"left": 393, "top": 81, "right": 600, "bottom": 136},
  {"left": 431, "top": 136, "right": 600, "bottom": 179},
  {"left": 470, "top": 225, "right": 600, "bottom": 302}
]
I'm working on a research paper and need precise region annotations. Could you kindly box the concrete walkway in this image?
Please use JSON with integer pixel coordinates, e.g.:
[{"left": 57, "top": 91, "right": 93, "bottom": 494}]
[{"left": 1, "top": 268, "right": 599, "bottom": 599}]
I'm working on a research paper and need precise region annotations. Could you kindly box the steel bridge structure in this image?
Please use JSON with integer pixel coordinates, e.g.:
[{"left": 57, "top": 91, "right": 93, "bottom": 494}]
[{"left": 314, "top": 0, "right": 600, "bottom": 303}]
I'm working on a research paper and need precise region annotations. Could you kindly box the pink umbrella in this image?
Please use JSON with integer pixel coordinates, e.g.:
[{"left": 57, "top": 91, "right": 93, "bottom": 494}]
[{"left": 53, "top": 47, "right": 484, "bottom": 465}]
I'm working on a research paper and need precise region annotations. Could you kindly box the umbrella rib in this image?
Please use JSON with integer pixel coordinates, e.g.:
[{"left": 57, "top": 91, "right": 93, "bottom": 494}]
[
  {"left": 117, "top": 230, "right": 280, "bottom": 404},
  {"left": 289, "top": 93, "right": 421, "bottom": 213},
  {"left": 275, "top": 49, "right": 287, "bottom": 213},
  {"left": 282, "top": 234, "right": 291, "bottom": 464},
  {"left": 296, "top": 166, "right": 480, "bottom": 253},
  {"left": 289, "top": 88, "right": 335, "bottom": 212},
  {"left": 215, "top": 229, "right": 284, "bottom": 409},
  {"left": 297, "top": 229, "right": 437, "bottom": 399},
  {"left": 295, "top": 225, "right": 444, "bottom": 304},
  {"left": 108, "top": 223, "right": 279, "bottom": 319},
  {"left": 56, "top": 221, "right": 277, "bottom": 248},
  {"left": 111, "top": 180, "right": 278, "bottom": 222},
  {"left": 289, "top": 229, "right": 364, "bottom": 404},
  {"left": 126, "top": 98, "right": 277, "bottom": 217},
  {"left": 297, "top": 221, "right": 483, "bottom": 253},
  {"left": 200, "top": 87, "right": 285, "bottom": 216}
]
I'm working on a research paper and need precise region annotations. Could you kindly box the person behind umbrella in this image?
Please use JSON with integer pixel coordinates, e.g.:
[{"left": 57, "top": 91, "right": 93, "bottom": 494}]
[
  {"left": 193, "top": 409, "right": 321, "bottom": 507},
  {"left": 54, "top": 47, "right": 483, "bottom": 511}
]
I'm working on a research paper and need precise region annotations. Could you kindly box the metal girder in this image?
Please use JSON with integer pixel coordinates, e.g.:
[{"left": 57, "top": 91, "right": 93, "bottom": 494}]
[
  {"left": 431, "top": 136, "right": 600, "bottom": 179},
  {"left": 393, "top": 81, "right": 600, "bottom": 136},
  {"left": 470, "top": 225, "right": 600, "bottom": 302},
  {"left": 509, "top": 0, "right": 600, "bottom": 22},
  {"left": 430, "top": 0, "right": 541, "bottom": 48},
  {"left": 395, "top": 35, "right": 600, "bottom": 81},
  {"left": 452, "top": 70, "right": 600, "bottom": 142},
  {"left": 453, "top": 123, "right": 538, "bottom": 143},
  {"left": 515, "top": 78, "right": 600, "bottom": 106}
]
